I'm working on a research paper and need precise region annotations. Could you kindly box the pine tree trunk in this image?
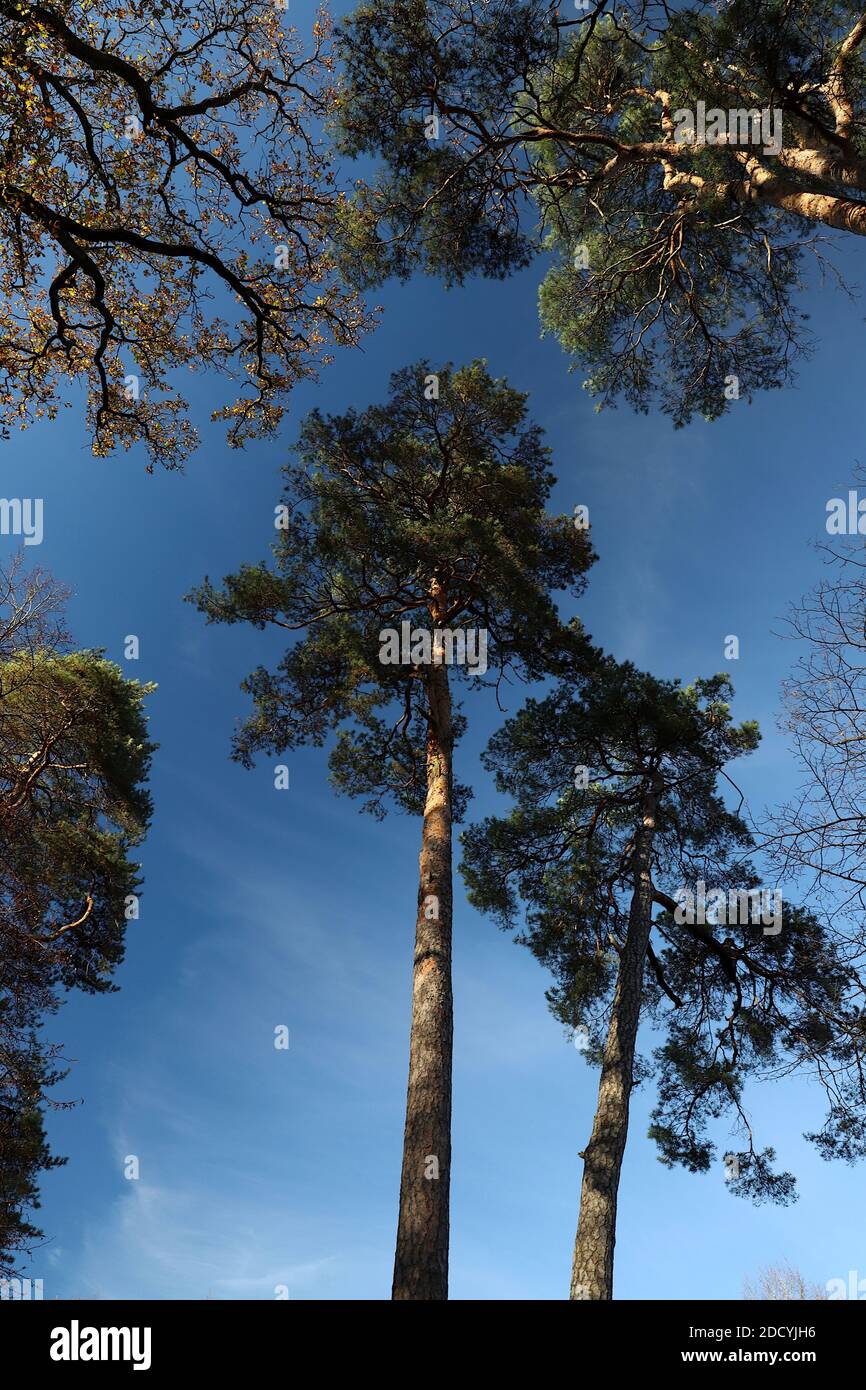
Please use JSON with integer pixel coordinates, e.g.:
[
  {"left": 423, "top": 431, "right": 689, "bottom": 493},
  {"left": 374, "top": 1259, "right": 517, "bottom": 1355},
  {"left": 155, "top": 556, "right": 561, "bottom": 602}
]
[
  {"left": 569, "top": 777, "right": 660, "bottom": 1300},
  {"left": 391, "top": 659, "right": 453, "bottom": 1300},
  {"left": 739, "top": 156, "right": 866, "bottom": 235}
]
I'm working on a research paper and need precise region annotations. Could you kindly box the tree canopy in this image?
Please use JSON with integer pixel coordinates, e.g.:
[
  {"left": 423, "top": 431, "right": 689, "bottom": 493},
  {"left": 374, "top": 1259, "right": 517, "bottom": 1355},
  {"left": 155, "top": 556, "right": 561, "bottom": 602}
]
[
  {"left": 0, "top": 0, "right": 369, "bottom": 466},
  {"left": 191, "top": 358, "right": 593, "bottom": 813},
  {"left": 770, "top": 522, "right": 866, "bottom": 911},
  {"left": 335, "top": 0, "right": 866, "bottom": 423},
  {"left": 0, "top": 556, "right": 154, "bottom": 1273}
]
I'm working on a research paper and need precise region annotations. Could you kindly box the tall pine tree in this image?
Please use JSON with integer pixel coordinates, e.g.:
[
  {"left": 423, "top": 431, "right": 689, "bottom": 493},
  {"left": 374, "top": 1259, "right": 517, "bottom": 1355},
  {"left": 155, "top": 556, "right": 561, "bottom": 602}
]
[
  {"left": 461, "top": 657, "right": 866, "bottom": 1298},
  {"left": 190, "top": 360, "right": 593, "bottom": 1299}
]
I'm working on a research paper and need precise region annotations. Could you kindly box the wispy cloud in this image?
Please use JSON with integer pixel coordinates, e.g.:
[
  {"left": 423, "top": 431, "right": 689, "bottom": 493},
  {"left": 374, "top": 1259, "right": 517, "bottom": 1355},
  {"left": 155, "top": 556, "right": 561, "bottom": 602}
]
[{"left": 72, "top": 1180, "right": 345, "bottom": 1300}]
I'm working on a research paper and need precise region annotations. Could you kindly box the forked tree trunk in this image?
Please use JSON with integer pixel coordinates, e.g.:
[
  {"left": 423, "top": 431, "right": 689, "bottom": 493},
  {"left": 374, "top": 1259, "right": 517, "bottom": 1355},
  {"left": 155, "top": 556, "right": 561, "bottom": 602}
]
[
  {"left": 392, "top": 659, "right": 453, "bottom": 1300},
  {"left": 569, "top": 776, "right": 661, "bottom": 1300}
]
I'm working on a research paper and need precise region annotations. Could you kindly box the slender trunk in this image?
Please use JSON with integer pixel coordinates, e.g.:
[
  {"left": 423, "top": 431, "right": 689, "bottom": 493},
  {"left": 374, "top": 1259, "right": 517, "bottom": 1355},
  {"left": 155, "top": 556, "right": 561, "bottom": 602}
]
[
  {"left": 392, "top": 660, "right": 453, "bottom": 1300},
  {"left": 569, "top": 777, "right": 660, "bottom": 1300}
]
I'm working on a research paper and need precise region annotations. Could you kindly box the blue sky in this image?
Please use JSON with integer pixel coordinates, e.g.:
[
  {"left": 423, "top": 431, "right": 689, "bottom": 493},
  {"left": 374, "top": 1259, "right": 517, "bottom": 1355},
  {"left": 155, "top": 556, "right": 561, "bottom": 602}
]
[{"left": 6, "top": 13, "right": 866, "bottom": 1299}]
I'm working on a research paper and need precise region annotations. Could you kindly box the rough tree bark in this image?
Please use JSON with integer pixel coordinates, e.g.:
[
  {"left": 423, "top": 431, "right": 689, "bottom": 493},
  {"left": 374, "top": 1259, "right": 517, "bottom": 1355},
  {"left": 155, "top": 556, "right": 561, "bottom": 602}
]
[
  {"left": 391, "top": 655, "right": 454, "bottom": 1300},
  {"left": 569, "top": 774, "right": 661, "bottom": 1300}
]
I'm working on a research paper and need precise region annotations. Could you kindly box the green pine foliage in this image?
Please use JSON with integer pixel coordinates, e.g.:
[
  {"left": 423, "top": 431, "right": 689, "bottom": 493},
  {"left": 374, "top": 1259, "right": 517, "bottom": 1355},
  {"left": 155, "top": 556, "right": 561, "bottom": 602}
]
[{"left": 461, "top": 656, "right": 866, "bottom": 1202}]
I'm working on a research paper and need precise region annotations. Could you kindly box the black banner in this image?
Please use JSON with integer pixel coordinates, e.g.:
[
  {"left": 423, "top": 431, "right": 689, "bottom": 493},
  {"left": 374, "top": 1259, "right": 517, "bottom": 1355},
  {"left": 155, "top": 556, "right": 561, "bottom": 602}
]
[{"left": 3, "top": 1296, "right": 861, "bottom": 1375}]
